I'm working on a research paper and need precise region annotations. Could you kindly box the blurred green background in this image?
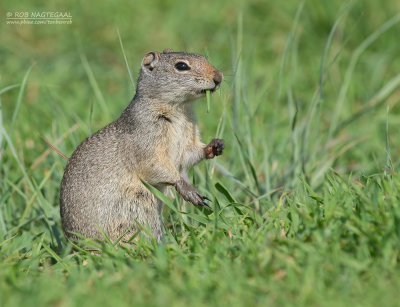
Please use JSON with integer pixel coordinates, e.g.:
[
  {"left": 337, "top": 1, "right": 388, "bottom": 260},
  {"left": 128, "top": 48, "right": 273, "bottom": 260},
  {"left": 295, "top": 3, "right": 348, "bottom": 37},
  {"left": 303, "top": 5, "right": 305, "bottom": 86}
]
[
  {"left": 1, "top": 0, "right": 400, "bottom": 179},
  {"left": 1, "top": 0, "right": 400, "bottom": 306}
]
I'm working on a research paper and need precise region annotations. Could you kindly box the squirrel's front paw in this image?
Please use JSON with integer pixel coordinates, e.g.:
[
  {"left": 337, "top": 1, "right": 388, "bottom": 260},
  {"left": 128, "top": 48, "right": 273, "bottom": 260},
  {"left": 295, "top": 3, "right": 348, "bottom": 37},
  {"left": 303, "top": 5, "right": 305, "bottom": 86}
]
[
  {"left": 205, "top": 138, "right": 225, "bottom": 159},
  {"left": 174, "top": 179, "right": 211, "bottom": 209}
]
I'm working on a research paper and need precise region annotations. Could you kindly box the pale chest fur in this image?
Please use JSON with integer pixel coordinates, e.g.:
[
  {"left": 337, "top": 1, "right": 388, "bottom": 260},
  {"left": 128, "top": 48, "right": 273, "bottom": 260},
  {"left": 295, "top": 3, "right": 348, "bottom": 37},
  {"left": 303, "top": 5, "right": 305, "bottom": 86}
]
[{"left": 167, "top": 106, "right": 200, "bottom": 170}]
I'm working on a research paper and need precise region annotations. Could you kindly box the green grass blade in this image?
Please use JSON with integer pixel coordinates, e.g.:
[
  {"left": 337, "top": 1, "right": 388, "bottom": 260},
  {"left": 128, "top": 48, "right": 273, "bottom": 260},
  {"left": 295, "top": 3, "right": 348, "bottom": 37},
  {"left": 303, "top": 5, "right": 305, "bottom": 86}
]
[
  {"left": 80, "top": 53, "right": 109, "bottom": 119},
  {"left": 117, "top": 28, "right": 135, "bottom": 91},
  {"left": 206, "top": 89, "right": 211, "bottom": 113},
  {"left": 9, "top": 65, "right": 33, "bottom": 136},
  {"left": 42, "top": 243, "right": 70, "bottom": 271},
  {"left": 140, "top": 179, "right": 179, "bottom": 215},
  {"left": 328, "top": 12, "right": 400, "bottom": 141}
]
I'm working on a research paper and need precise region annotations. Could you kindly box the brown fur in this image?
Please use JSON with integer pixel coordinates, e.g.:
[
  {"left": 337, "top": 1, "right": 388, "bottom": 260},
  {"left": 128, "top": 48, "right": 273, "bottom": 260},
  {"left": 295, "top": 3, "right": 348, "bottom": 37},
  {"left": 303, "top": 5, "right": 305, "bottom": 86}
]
[{"left": 60, "top": 49, "right": 224, "bottom": 242}]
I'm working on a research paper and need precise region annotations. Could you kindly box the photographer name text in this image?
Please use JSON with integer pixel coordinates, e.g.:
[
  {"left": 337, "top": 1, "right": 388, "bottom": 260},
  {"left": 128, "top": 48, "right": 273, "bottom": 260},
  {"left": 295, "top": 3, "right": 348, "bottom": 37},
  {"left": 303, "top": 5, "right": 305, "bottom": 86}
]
[{"left": 6, "top": 11, "right": 72, "bottom": 25}]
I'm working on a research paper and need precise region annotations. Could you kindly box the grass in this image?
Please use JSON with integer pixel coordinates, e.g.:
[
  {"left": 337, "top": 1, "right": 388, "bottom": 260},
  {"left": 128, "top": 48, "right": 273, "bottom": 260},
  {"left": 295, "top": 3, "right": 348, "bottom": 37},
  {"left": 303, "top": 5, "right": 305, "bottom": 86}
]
[{"left": 1, "top": 0, "right": 400, "bottom": 306}]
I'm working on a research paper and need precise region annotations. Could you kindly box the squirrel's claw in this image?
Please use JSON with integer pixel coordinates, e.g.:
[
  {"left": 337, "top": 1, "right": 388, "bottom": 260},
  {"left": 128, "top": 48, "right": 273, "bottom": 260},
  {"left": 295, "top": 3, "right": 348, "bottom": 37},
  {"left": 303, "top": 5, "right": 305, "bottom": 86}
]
[
  {"left": 175, "top": 178, "right": 212, "bottom": 210},
  {"left": 202, "top": 195, "right": 212, "bottom": 202},
  {"left": 199, "top": 201, "right": 212, "bottom": 210},
  {"left": 205, "top": 138, "right": 225, "bottom": 159}
]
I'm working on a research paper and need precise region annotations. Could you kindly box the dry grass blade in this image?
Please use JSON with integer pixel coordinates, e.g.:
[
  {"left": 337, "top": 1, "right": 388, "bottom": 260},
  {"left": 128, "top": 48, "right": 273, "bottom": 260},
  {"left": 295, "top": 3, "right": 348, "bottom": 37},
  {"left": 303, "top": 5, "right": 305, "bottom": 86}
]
[{"left": 31, "top": 124, "right": 78, "bottom": 169}]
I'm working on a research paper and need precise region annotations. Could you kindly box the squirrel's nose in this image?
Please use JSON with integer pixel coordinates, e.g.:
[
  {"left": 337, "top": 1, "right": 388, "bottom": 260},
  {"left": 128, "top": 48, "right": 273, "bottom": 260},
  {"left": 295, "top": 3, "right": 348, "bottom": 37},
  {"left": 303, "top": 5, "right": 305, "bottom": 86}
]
[{"left": 213, "top": 70, "right": 223, "bottom": 88}]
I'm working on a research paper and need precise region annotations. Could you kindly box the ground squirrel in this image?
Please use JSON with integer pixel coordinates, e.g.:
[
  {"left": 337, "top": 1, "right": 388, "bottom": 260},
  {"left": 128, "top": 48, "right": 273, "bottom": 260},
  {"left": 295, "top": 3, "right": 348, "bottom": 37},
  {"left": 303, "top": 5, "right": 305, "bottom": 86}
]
[{"left": 60, "top": 49, "right": 224, "bottom": 243}]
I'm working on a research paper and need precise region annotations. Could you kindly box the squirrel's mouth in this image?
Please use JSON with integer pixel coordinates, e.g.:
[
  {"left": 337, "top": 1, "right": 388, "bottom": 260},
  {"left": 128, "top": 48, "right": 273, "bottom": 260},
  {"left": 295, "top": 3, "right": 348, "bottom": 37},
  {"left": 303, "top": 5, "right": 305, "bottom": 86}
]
[
  {"left": 200, "top": 84, "right": 220, "bottom": 95},
  {"left": 200, "top": 89, "right": 214, "bottom": 94}
]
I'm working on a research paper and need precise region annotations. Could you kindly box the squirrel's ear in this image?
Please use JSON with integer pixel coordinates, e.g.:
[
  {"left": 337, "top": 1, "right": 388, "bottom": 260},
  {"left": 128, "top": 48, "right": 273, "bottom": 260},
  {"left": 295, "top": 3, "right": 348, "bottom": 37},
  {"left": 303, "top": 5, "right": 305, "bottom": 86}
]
[
  {"left": 142, "top": 51, "right": 160, "bottom": 72},
  {"left": 163, "top": 48, "right": 174, "bottom": 54}
]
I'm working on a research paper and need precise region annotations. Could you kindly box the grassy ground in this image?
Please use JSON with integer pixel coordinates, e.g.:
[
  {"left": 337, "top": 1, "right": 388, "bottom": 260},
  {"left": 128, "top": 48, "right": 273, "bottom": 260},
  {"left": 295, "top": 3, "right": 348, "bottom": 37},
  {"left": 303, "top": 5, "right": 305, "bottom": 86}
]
[{"left": 1, "top": 0, "right": 400, "bottom": 306}]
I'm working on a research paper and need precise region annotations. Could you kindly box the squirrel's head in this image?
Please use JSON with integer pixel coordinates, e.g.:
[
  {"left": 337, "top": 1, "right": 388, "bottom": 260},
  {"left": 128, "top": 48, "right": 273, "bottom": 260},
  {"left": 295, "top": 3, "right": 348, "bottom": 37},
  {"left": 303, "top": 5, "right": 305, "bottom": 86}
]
[{"left": 136, "top": 49, "right": 223, "bottom": 103}]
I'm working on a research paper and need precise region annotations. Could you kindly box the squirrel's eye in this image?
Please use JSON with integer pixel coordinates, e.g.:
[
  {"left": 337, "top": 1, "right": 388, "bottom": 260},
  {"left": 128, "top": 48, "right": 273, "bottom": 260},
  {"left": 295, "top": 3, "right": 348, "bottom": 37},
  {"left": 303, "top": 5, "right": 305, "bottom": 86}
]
[{"left": 175, "top": 62, "right": 190, "bottom": 71}]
